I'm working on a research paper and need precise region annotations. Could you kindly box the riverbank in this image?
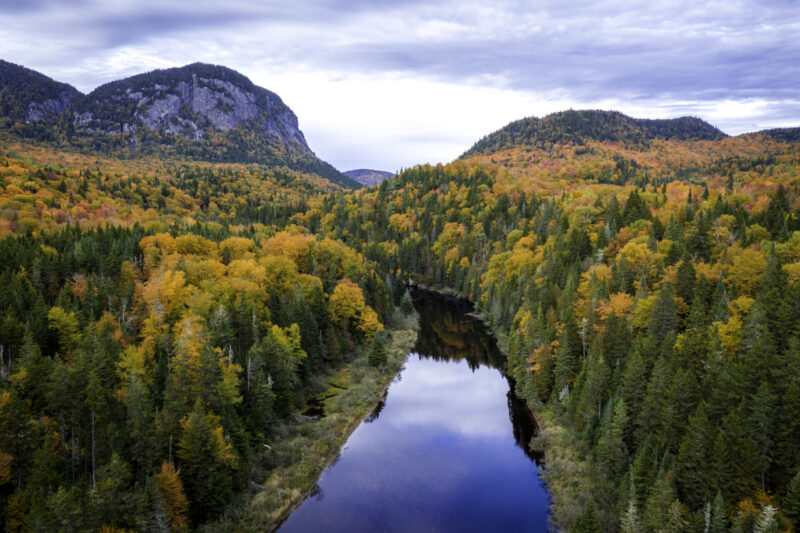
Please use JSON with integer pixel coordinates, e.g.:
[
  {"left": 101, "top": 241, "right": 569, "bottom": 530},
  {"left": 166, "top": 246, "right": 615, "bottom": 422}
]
[
  {"left": 222, "top": 310, "right": 418, "bottom": 532},
  {"left": 409, "top": 283, "right": 585, "bottom": 531}
]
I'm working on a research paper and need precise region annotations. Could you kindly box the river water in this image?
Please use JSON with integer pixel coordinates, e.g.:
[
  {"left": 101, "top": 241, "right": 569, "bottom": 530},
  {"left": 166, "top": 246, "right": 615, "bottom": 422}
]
[{"left": 278, "top": 290, "right": 550, "bottom": 532}]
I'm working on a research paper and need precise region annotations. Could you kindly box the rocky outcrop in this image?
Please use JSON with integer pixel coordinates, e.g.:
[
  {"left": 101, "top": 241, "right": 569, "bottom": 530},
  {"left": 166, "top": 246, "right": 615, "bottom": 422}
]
[
  {"left": 0, "top": 60, "right": 359, "bottom": 188},
  {"left": 0, "top": 59, "right": 81, "bottom": 122},
  {"left": 76, "top": 63, "right": 311, "bottom": 153},
  {"left": 344, "top": 169, "right": 394, "bottom": 187},
  {"left": 25, "top": 89, "right": 75, "bottom": 122}
]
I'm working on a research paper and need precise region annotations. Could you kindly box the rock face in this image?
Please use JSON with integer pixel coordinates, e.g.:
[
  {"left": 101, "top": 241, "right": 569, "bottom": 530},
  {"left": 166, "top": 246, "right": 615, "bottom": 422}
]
[
  {"left": 77, "top": 63, "right": 311, "bottom": 152},
  {"left": 344, "top": 169, "right": 394, "bottom": 187},
  {"left": 0, "top": 61, "right": 359, "bottom": 188},
  {"left": 0, "top": 59, "right": 81, "bottom": 122}
]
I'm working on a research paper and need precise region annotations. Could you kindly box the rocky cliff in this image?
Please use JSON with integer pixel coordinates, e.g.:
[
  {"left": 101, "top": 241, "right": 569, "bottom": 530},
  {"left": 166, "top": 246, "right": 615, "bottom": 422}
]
[
  {"left": 0, "top": 61, "right": 358, "bottom": 188},
  {"left": 344, "top": 169, "right": 394, "bottom": 187},
  {"left": 0, "top": 59, "right": 81, "bottom": 122}
]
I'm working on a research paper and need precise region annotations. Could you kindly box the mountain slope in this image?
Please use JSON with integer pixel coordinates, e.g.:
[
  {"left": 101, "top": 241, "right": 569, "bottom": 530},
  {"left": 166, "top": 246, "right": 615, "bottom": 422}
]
[
  {"left": 752, "top": 127, "right": 800, "bottom": 143},
  {"left": 344, "top": 168, "right": 394, "bottom": 186},
  {"left": 0, "top": 59, "right": 82, "bottom": 123},
  {"left": 0, "top": 61, "right": 359, "bottom": 188},
  {"left": 461, "top": 109, "right": 727, "bottom": 157}
]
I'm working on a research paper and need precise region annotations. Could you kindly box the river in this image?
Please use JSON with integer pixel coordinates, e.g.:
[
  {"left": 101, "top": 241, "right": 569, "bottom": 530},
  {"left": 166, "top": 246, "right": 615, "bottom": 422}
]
[{"left": 277, "top": 289, "right": 550, "bottom": 532}]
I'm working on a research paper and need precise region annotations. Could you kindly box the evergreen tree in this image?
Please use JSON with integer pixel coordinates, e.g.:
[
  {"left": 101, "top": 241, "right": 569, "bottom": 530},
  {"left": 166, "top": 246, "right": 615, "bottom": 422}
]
[
  {"left": 753, "top": 505, "right": 779, "bottom": 533},
  {"left": 648, "top": 284, "right": 679, "bottom": 341},
  {"left": 675, "top": 403, "right": 713, "bottom": 510},
  {"left": 176, "top": 401, "right": 237, "bottom": 524},
  {"left": 399, "top": 292, "right": 415, "bottom": 316},
  {"left": 595, "top": 399, "right": 629, "bottom": 482},
  {"left": 784, "top": 470, "right": 800, "bottom": 528},
  {"left": 369, "top": 335, "right": 388, "bottom": 368},
  {"left": 555, "top": 313, "right": 582, "bottom": 391},
  {"left": 710, "top": 491, "right": 727, "bottom": 533},
  {"left": 622, "top": 350, "right": 648, "bottom": 440},
  {"left": 675, "top": 255, "right": 696, "bottom": 306},
  {"left": 572, "top": 501, "right": 602, "bottom": 533},
  {"left": 620, "top": 487, "right": 643, "bottom": 533}
]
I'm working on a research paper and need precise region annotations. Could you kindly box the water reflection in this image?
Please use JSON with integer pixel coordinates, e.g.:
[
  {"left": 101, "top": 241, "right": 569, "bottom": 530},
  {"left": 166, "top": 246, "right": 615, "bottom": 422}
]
[
  {"left": 413, "top": 289, "right": 541, "bottom": 461},
  {"left": 278, "top": 288, "right": 550, "bottom": 533},
  {"left": 412, "top": 290, "right": 505, "bottom": 370}
]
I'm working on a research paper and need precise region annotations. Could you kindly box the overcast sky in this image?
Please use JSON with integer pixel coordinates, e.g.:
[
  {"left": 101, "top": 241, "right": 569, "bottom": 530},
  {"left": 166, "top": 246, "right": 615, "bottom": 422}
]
[{"left": 2, "top": 0, "right": 799, "bottom": 171}]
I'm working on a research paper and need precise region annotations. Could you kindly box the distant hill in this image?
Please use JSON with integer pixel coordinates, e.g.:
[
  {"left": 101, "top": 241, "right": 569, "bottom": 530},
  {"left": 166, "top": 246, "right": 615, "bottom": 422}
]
[
  {"left": 0, "top": 60, "right": 360, "bottom": 188},
  {"left": 0, "top": 59, "right": 82, "bottom": 123},
  {"left": 344, "top": 169, "right": 394, "bottom": 186},
  {"left": 749, "top": 127, "right": 800, "bottom": 143},
  {"left": 461, "top": 109, "right": 728, "bottom": 157}
]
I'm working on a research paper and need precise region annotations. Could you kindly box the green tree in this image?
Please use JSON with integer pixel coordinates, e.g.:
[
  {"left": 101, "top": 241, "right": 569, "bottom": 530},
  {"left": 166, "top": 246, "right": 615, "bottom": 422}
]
[
  {"left": 176, "top": 401, "right": 237, "bottom": 524},
  {"left": 369, "top": 335, "right": 388, "bottom": 368},
  {"left": 675, "top": 403, "right": 713, "bottom": 510},
  {"left": 595, "top": 399, "right": 629, "bottom": 482},
  {"left": 648, "top": 284, "right": 678, "bottom": 341},
  {"left": 572, "top": 501, "right": 602, "bottom": 533},
  {"left": 784, "top": 469, "right": 800, "bottom": 528}
]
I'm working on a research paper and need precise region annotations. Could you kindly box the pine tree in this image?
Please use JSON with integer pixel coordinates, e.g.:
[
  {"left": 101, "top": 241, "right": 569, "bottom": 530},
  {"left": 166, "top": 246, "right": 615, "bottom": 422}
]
[
  {"left": 177, "top": 401, "right": 237, "bottom": 524},
  {"left": 675, "top": 255, "right": 696, "bottom": 306},
  {"left": 648, "top": 284, "right": 679, "bottom": 341},
  {"left": 154, "top": 461, "right": 189, "bottom": 532},
  {"left": 572, "top": 501, "right": 602, "bottom": 533},
  {"left": 710, "top": 491, "right": 727, "bottom": 533},
  {"left": 369, "top": 335, "right": 387, "bottom": 368},
  {"left": 753, "top": 505, "right": 779, "bottom": 533},
  {"left": 555, "top": 313, "right": 582, "bottom": 391},
  {"left": 620, "top": 487, "right": 643, "bottom": 533},
  {"left": 749, "top": 380, "right": 776, "bottom": 490},
  {"left": 399, "top": 293, "right": 414, "bottom": 316},
  {"left": 595, "top": 399, "right": 629, "bottom": 482},
  {"left": 675, "top": 403, "right": 713, "bottom": 510},
  {"left": 784, "top": 470, "right": 800, "bottom": 528},
  {"left": 710, "top": 279, "right": 730, "bottom": 323},
  {"left": 622, "top": 350, "right": 648, "bottom": 439}
]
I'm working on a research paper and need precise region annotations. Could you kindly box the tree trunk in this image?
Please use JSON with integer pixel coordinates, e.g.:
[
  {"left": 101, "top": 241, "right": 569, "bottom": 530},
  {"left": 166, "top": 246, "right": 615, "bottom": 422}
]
[{"left": 91, "top": 409, "right": 96, "bottom": 489}]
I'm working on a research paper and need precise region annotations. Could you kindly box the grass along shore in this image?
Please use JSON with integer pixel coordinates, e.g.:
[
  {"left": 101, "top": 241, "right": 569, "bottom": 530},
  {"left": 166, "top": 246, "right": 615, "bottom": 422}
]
[{"left": 210, "top": 310, "right": 418, "bottom": 532}]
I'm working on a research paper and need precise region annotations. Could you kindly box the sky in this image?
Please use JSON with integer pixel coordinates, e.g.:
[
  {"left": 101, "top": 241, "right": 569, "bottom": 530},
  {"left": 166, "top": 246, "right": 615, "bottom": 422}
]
[{"left": 2, "top": 0, "right": 800, "bottom": 172}]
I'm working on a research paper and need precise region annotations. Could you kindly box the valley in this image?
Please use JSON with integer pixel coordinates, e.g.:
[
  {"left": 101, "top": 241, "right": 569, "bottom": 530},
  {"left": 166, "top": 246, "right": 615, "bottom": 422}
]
[{"left": 1, "top": 60, "right": 800, "bottom": 533}]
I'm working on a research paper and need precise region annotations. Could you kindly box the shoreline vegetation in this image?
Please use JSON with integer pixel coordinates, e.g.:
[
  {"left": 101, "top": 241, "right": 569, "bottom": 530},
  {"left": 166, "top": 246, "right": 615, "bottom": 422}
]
[
  {"left": 214, "top": 310, "right": 418, "bottom": 532},
  {"left": 412, "top": 283, "right": 578, "bottom": 531}
]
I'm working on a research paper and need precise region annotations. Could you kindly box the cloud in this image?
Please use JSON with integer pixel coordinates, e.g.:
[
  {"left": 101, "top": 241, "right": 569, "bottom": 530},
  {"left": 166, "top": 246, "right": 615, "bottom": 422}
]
[{"left": 1, "top": 0, "right": 798, "bottom": 170}]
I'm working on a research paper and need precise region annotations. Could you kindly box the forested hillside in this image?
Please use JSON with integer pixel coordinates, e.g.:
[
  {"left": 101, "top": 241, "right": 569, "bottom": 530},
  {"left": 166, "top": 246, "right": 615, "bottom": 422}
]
[
  {"left": 298, "top": 129, "right": 800, "bottom": 532},
  {"left": 462, "top": 110, "right": 727, "bottom": 157},
  {"left": 2, "top": 109, "right": 800, "bottom": 532},
  {"left": 0, "top": 61, "right": 357, "bottom": 188},
  {"left": 0, "top": 142, "right": 402, "bottom": 531}
]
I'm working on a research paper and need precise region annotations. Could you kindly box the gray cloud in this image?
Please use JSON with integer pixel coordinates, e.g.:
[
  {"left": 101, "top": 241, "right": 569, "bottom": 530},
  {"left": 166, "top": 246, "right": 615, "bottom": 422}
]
[{"left": 1, "top": 0, "right": 798, "bottom": 169}]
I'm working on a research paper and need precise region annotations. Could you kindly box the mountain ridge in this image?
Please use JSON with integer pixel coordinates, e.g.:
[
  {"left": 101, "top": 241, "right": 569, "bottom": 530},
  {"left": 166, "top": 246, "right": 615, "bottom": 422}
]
[
  {"left": 460, "top": 109, "right": 730, "bottom": 158},
  {"left": 0, "top": 60, "right": 360, "bottom": 188},
  {"left": 344, "top": 168, "right": 394, "bottom": 186}
]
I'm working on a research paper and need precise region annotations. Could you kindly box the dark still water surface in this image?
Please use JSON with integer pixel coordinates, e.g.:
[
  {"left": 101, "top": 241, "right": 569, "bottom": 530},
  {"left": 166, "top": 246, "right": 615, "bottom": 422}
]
[{"left": 278, "top": 290, "right": 550, "bottom": 532}]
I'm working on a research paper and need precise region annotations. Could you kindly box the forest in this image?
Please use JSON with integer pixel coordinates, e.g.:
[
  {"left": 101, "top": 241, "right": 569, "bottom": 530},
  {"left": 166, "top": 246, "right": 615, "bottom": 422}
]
[{"left": 1, "top": 113, "right": 800, "bottom": 532}]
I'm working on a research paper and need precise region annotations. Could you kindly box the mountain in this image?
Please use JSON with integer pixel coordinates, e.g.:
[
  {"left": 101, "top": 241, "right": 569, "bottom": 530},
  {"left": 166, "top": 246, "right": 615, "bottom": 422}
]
[
  {"left": 344, "top": 168, "right": 394, "bottom": 186},
  {"left": 752, "top": 127, "right": 800, "bottom": 143},
  {"left": 461, "top": 109, "right": 727, "bottom": 157},
  {"left": 0, "top": 59, "right": 81, "bottom": 123},
  {"left": 0, "top": 61, "right": 360, "bottom": 188}
]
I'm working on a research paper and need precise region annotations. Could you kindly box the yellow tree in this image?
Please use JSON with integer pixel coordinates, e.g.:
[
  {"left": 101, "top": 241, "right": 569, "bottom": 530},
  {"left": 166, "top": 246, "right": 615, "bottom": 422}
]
[{"left": 154, "top": 461, "right": 189, "bottom": 531}]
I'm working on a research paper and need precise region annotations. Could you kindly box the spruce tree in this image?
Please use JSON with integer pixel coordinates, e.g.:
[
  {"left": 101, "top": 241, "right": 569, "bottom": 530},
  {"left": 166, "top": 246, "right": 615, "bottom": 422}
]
[
  {"left": 369, "top": 335, "right": 387, "bottom": 368},
  {"left": 572, "top": 501, "right": 602, "bottom": 533},
  {"left": 648, "top": 283, "right": 678, "bottom": 341},
  {"left": 675, "top": 403, "right": 713, "bottom": 510},
  {"left": 675, "top": 254, "right": 696, "bottom": 305},
  {"left": 710, "top": 490, "right": 727, "bottom": 533},
  {"left": 784, "top": 470, "right": 800, "bottom": 528}
]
